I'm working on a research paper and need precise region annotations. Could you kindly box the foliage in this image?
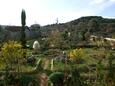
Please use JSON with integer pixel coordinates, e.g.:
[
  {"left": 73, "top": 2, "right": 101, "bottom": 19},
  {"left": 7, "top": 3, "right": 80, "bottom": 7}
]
[
  {"left": 68, "top": 48, "right": 85, "bottom": 62},
  {"left": 0, "top": 41, "right": 25, "bottom": 86},
  {"left": 20, "top": 9, "right": 27, "bottom": 48},
  {"left": 78, "top": 31, "right": 86, "bottom": 41},
  {"left": 27, "top": 56, "right": 36, "bottom": 65},
  {"left": 70, "top": 68, "right": 86, "bottom": 86},
  {"left": 105, "top": 52, "right": 115, "bottom": 86},
  {"left": 49, "top": 72, "right": 64, "bottom": 86},
  {"left": 39, "top": 16, "right": 115, "bottom": 46},
  {"left": 0, "top": 41, "right": 24, "bottom": 69},
  {"left": 21, "top": 9, "right": 26, "bottom": 26},
  {"left": 34, "top": 58, "right": 43, "bottom": 72},
  {"left": 20, "top": 74, "right": 38, "bottom": 86},
  {"left": 88, "top": 18, "right": 100, "bottom": 32},
  {"left": 43, "top": 49, "right": 61, "bottom": 57},
  {"left": 96, "top": 60, "right": 105, "bottom": 85},
  {"left": 48, "top": 30, "right": 63, "bottom": 49},
  {"left": 0, "top": 26, "right": 8, "bottom": 43}
]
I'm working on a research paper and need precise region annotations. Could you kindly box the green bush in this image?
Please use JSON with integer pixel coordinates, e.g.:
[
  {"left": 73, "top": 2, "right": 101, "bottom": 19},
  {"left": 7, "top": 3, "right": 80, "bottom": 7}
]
[
  {"left": 49, "top": 72, "right": 64, "bottom": 86},
  {"left": 20, "top": 74, "right": 38, "bottom": 86}
]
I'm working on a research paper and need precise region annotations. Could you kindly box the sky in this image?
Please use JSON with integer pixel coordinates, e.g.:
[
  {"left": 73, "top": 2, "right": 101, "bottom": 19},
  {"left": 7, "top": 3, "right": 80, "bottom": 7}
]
[{"left": 0, "top": 0, "right": 115, "bottom": 26}]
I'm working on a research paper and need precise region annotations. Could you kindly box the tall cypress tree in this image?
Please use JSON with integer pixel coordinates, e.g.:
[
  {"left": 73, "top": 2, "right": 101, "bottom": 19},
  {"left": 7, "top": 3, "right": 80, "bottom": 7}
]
[{"left": 20, "top": 9, "right": 26, "bottom": 48}]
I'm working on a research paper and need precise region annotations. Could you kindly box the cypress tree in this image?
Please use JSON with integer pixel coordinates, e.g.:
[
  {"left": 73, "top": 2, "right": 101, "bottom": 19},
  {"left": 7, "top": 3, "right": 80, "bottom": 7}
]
[{"left": 20, "top": 9, "right": 26, "bottom": 48}]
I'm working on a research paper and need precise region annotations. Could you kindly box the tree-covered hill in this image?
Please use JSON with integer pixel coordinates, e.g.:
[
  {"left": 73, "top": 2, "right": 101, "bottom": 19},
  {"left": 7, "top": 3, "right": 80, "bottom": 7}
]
[
  {"left": 0, "top": 16, "right": 115, "bottom": 43},
  {"left": 41, "top": 16, "right": 115, "bottom": 38}
]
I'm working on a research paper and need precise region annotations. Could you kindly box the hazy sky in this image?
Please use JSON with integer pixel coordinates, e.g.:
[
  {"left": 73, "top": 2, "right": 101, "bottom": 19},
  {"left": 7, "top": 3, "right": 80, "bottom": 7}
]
[{"left": 0, "top": 0, "right": 115, "bottom": 26}]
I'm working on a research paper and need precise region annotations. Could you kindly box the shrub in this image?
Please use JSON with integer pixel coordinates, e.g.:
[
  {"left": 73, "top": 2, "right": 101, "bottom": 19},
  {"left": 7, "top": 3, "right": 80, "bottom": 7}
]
[
  {"left": 0, "top": 40, "right": 25, "bottom": 73},
  {"left": 0, "top": 41, "right": 26, "bottom": 85},
  {"left": 105, "top": 53, "right": 115, "bottom": 86},
  {"left": 49, "top": 72, "right": 64, "bottom": 86},
  {"left": 19, "top": 74, "right": 38, "bottom": 86},
  {"left": 68, "top": 48, "right": 85, "bottom": 63}
]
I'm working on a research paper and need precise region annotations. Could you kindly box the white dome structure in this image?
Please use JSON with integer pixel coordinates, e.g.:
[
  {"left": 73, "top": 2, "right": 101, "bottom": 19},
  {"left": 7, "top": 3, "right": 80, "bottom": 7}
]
[{"left": 33, "top": 40, "right": 40, "bottom": 51}]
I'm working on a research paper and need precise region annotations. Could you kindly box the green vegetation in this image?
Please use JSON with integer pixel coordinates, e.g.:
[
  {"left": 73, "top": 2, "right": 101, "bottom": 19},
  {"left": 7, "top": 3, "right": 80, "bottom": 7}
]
[
  {"left": 0, "top": 40, "right": 115, "bottom": 86},
  {"left": 20, "top": 9, "right": 27, "bottom": 48},
  {"left": 0, "top": 11, "right": 115, "bottom": 86}
]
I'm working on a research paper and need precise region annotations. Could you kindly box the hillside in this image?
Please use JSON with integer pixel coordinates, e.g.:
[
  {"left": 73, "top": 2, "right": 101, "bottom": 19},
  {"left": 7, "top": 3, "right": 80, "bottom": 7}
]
[
  {"left": 0, "top": 16, "right": 115, "bottom": 45},
  {"left": 41, "top": 16, "right": 115, "bottom": 38}
]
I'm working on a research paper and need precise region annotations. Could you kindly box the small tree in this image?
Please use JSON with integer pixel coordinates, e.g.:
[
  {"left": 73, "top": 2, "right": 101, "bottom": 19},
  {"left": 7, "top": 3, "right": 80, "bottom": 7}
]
[{"left": 20, "top": 9, "right": 26, "bottom": 48}]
